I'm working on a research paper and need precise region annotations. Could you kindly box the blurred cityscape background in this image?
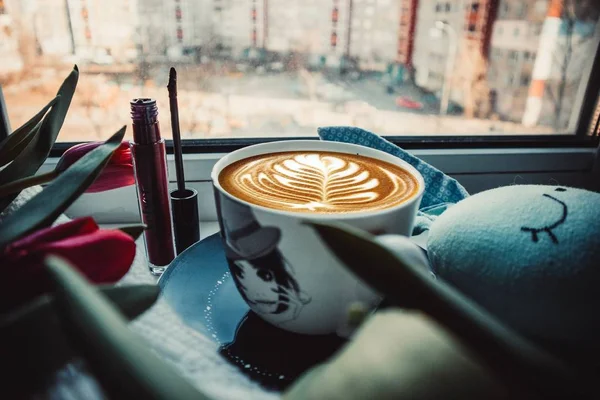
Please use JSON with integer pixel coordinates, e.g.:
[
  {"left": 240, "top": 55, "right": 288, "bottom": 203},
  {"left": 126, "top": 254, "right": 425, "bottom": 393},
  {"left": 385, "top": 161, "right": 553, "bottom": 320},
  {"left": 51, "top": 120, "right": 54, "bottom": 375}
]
[{"left": 0, "top": 0, "right": 599, "bottom": 140}]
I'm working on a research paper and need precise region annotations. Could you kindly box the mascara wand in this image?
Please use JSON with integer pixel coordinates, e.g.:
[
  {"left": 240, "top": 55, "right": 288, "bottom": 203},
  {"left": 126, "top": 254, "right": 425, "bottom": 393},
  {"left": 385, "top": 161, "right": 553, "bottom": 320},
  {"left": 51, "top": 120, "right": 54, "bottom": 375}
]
[
  {"left": 168, "top": 67, "right": 186, "bottom": 193},
  {"left": 168, "top": 67, "right": 200, "bottom": 254}
]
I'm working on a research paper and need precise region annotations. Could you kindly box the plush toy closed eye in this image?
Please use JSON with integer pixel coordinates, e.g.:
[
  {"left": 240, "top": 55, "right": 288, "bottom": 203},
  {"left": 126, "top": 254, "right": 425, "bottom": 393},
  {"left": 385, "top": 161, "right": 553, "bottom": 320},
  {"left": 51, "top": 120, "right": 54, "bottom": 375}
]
[{"left": 427, "top": 184, "right": 600, "bottom": 363}]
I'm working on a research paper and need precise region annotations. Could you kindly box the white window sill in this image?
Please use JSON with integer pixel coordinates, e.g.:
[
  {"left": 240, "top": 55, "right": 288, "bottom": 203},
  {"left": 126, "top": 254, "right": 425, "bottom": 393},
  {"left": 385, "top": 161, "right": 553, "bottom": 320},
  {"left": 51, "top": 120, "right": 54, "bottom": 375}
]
[{"left": 45, "top": 146, "right": 598, "bottom": 224}]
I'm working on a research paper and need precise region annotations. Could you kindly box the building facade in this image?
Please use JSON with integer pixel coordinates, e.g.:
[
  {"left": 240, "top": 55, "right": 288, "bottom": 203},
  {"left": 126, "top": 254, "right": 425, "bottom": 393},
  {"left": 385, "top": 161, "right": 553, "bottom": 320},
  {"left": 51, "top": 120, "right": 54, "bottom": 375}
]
[
  {"left": 413, "top": 0, "right": 502, "bottom": 117},
  {"left": 132, "top": 0, "right": 211, "bottom": 61},
  {"left": 66, "top": 0, "right": 138, "bottom": 63},
  {"left": 393, "top": 0, "right": 419, "bottom": 81},
  {"left": 212, "top": 0, "right": 257, "bottom": 57},
  {"left": 32, "top": 0, "right": 73, "bottom": 57},
  {"left": 349, "top": 0, "right": 400, "bottom": 70},
  {"left": 0, "top": 0, "right": 24, "bottom": 75},
  {"left": 266, "top": 0, "right": 331, "bottom": 55},
  {"left": 4, "top": 0, "right": 138, "bottom": 64},
  {"left": 489, "top": 0, "right": 598, "bottom": 128},
  {"left": 258, "top": 0, "right": 351, "bottom": 66},
  {"left": 412, "top": 0, "right": 466, "bottom": 95},
  {"left": 488, "top": 0, "right": 548, "bottom": 123}
]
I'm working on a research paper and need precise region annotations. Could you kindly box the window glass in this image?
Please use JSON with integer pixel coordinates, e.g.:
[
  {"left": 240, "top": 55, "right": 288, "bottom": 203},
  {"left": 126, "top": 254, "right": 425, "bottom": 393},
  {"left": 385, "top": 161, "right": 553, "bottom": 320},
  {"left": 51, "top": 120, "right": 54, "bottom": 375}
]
[
  {"left": 1, "top": 0, "right": 599, "bottom": 141},
  {"left": 516, "top": 4, "right": 527, "bottom": 19},
  {"left": 535, "top": 0, "right": 548, "bottom": 17}
]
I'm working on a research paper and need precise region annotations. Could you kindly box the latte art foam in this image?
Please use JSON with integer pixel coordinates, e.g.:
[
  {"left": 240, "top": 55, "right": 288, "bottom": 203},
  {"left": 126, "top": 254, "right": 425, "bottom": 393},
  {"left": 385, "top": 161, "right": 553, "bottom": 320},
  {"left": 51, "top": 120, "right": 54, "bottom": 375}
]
[{"left": 219, "top": 151, "right": 419, "bottom": 213}]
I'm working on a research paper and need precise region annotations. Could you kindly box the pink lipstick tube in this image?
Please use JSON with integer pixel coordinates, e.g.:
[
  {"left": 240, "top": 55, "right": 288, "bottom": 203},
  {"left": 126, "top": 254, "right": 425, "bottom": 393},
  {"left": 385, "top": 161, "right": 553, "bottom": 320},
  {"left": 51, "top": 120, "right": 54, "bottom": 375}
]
[{"left": 130, "top": 98, "right": 175, "bottom": 274}]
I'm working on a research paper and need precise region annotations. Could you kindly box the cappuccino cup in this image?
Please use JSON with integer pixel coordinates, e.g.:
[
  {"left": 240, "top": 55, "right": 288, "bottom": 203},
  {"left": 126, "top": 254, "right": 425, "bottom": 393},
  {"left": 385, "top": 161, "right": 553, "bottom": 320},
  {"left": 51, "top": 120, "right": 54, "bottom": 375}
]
[{"left": 212, "top": 140, "right": 424, "bottom": 335}]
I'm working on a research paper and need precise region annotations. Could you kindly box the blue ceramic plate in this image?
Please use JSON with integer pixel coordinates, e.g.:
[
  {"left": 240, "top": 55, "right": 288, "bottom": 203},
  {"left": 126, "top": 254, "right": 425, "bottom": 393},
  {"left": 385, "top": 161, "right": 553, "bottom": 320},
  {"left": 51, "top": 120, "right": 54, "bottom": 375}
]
[{"left": 158, "top": 233, "right": 346, "bottom": 391}]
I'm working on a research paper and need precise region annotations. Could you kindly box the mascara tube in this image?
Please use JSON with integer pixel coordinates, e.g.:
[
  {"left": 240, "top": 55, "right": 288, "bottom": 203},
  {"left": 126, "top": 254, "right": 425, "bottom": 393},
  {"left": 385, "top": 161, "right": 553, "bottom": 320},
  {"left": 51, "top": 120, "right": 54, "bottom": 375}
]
[{"left": 130, "top": 98, "right": 175, "bottom": 275}]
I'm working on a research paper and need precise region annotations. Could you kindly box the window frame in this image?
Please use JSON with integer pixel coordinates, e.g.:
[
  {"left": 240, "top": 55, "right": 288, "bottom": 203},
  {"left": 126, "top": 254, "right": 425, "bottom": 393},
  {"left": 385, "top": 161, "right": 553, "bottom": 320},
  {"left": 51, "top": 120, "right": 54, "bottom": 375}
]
[
  {"left": 50, "top": 47, "right": 600, "bottom": 156},
  {"left": 2, "top": 2, "right": 599, "bottom": 227},
  {"left": 49, "top": 135, "right": 599, "bottom": 159},
  {"left": 45, "top": 43, "right": 600, "bottom": 222}
]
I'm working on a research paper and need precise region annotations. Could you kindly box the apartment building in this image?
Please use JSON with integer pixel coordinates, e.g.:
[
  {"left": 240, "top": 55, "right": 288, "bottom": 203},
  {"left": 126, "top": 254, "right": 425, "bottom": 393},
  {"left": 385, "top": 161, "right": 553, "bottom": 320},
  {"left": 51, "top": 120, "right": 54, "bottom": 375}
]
[
  {"left": 488, "top": 0, "right": 548, "bottom": 123},
  {"left": 266, "top": 0, "right": 331, "bottom": 55},
  {"left": 5, "top": 0, "right": 137, "bottom": 63},
  {"left": 0, "top": 0, "right": 72, "bottom": 66},
  {"left": 212, "top": 0, "right": 257, "bottom": 57},
  {"left": 412, "top": 0, "right": 466, "bottom": 95},
  {"left": 135, "top": 0, "right": 213, "bottom": 61},
  {"left": 349, "top": 0, "right": 400, "bottom": 70},
  {"left": 412, "top": 0, "right": 500, "bottom": 117},
  {"left": 65, "top": 0, "right": 137, "bottom": 62},
  {"left": 392, "top": 0, "right": 418, "bottom": 81},
  {"left": 257, "top": 0, "right": 350, "bottom": 66},
  {"left": 211, "top": 0, "right": 351, "bottom": 66},
  {"left": 0, "top": 0, "right": 24, "bottom": 75},
  {"left": 490, "top": 0, "right": 598, "bottom": 128}
]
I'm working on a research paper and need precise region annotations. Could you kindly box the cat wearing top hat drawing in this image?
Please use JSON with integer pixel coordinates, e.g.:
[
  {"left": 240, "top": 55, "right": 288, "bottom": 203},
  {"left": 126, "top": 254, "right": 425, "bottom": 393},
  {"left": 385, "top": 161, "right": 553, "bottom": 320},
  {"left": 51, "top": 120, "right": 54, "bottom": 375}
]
[{"left": 216, "top": 193, "right": 311, "bottom": 326}]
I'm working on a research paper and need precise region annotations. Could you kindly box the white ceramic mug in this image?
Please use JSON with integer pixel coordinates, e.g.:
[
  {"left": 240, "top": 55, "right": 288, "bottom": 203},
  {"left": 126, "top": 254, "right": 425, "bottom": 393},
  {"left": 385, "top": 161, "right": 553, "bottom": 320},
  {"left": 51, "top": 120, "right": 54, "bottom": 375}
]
[{"left": 212, "top": 140, "right": 425, "bottom": 335}]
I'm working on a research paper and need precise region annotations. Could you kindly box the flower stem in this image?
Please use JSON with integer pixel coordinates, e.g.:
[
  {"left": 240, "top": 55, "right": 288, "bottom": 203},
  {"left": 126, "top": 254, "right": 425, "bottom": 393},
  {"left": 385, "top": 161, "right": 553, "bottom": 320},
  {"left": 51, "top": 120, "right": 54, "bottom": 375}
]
[{"left": 0, "top": 170, "right": 59, "bottom": 198}]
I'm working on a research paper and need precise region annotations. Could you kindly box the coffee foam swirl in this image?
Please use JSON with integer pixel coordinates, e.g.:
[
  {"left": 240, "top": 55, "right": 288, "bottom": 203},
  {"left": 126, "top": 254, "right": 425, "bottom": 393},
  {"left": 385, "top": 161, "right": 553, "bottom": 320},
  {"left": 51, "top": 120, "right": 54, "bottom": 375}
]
[{"left": 219, "top": 151, "right": 419, "bottom": 213}]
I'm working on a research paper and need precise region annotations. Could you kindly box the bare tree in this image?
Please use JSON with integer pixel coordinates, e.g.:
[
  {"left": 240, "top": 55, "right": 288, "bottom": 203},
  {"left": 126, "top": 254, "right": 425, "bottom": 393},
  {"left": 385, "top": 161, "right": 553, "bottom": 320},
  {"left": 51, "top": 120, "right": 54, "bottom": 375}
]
[
  {"left": 454, "top": 42, "right": 491, "bottom": 119},
  {"left": 13, "top": 17, "right": 37, "bottom": 71}
]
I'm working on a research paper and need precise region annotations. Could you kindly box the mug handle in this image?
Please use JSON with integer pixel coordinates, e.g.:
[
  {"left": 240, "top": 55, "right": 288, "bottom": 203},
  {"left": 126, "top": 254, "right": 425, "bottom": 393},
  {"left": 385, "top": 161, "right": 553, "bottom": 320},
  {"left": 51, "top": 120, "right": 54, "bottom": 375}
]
[
  {"left": 374, "top": 234, "right": 433, "bottom": 277},
  {"left": 335, "top": 233, "right": 432, "bottom": 338}
]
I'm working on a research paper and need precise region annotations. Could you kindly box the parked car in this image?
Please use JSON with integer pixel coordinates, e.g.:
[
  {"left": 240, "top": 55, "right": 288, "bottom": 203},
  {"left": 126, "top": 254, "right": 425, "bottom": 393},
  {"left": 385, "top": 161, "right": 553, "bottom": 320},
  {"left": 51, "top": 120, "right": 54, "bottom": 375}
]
[{"left": 395, "top": 96, "right": 424, "bottom": 110}]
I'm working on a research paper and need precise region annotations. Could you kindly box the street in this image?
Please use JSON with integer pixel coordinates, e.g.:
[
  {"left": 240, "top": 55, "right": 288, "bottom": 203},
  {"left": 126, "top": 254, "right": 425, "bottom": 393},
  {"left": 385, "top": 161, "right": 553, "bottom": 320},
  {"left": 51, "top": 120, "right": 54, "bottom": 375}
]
[{"left": 4, "top": 65, "right": 554, "bottom": 142}]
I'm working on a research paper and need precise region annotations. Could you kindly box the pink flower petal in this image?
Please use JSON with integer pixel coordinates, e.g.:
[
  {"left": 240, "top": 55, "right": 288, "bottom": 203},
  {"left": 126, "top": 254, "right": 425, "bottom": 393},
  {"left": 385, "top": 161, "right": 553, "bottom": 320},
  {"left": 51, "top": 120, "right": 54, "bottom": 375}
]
[{"left": 0, "top": 218, "right": 136, "bottom": 312}]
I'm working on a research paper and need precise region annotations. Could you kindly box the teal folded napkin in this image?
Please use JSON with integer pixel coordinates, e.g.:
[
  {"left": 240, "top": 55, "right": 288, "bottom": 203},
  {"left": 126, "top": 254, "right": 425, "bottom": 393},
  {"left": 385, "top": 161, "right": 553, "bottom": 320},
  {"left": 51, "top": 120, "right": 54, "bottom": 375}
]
[{"left": 318, "top": 126, "right": 469, "bottom": 234}]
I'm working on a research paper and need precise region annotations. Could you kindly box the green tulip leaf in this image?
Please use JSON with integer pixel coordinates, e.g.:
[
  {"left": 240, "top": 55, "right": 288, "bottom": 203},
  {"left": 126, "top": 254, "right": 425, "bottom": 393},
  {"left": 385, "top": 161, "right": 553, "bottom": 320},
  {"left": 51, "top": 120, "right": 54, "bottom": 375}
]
[
  {"left": 0, "top": 66, "right": 78, "bottom": 211},
  {"left": 305, "top": 221, "right": 594, "bottom": 399},
  {"left": 0, "top": 284, "right": 159, "bottom": 396},
  {"left": 0, "top": 96, "right": 59, "bottom": 168},
  {"left": 118, "top": 224, "right": 147, "bottom": 241},
  {"left": 45, "top": 255, "right": 212, "bottom": 400},
  {"left": 0, "top": 126, "right": 126, "bottom": 250},
  {"left": 0, "top": 284, "right": 160, "bottom": 333}
]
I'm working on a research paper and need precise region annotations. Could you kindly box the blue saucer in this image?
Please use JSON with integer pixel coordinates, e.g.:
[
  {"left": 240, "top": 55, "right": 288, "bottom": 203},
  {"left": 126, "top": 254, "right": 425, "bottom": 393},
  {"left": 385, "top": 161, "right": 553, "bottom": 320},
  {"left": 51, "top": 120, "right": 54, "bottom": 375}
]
[{"left": 159, "top": 233, "right": 345, "bottom": 391}]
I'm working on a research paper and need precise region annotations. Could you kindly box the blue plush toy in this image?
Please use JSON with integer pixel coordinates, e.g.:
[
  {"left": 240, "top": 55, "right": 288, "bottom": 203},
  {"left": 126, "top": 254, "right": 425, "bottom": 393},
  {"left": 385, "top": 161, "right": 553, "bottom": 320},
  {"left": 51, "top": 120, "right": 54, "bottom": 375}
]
[
  {"left": 318, "top": 127, "right": 600, "bottom": 366},
  {"left": 427, "top": 185, "right": 600, "bottom": 363}
]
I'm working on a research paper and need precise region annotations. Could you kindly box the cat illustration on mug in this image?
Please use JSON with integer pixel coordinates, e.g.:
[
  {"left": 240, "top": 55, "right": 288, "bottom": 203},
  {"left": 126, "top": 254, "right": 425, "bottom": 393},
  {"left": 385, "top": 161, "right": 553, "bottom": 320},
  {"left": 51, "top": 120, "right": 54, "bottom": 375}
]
[{"left": 218, "top": 194, "right": 311, "bottom": 325}]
